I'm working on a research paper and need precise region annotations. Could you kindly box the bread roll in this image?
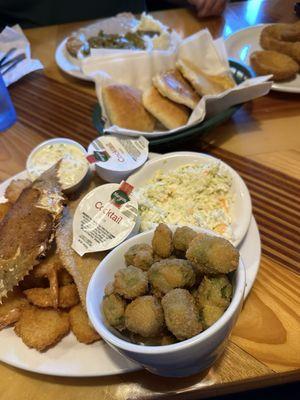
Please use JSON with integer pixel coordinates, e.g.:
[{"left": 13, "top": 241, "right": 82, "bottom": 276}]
[
  {"left": 143, "top": 86, "right": 190, "bottom": 130},
  {"left": 102, "top": 84, "right": 155, "bottom": 132},
  {"left": 153, "top": 69, "right": 200, "bottom": 109},
  {"left": 176, "top": 59, "right": 235, "bottom": 96}
]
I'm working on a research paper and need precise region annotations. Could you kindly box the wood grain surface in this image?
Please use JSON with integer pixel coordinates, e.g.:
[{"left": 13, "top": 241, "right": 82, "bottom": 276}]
[{"left": 0, "top": 1, "right": 300, "bottom": 399}]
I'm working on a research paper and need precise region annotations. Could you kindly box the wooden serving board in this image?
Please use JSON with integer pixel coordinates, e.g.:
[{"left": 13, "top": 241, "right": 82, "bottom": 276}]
[{"left": 0, "top": 72, "right": 299, "bottom": 399}]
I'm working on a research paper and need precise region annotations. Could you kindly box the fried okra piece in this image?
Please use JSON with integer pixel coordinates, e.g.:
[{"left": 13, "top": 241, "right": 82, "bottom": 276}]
[
  {"left": 196, "top": 275, "right": 232, "bottom": 309},
  {"left": 69, "top": 304, "right": 101, "bottom": 344},
  {"left": 148, "top": 259, "right": 195, "bottom": 296},
  {"left": 152, "top": 223, "right": 173, "bottom": 258},
  {"left": 125, "top": 295, "right": 164, "bottom": 337},
  {"left": 14, "top": 306, "right": 69, "bottom": 351},
  {"left": 173, "top": 226, "right": 198, "bottom": 252},
  {"left": 162, "top": 289, "right": 202, "bottom": 340},
  {"left": 186, "top": 235, "right": 239, "bottom": 275},
  {"left": 24, "top": 284, "right": 80, "bottom": 309},
  {"left": 201, "top": 304, "right": 225, "bottom": 329},
  {"left": 103, "top": 293, "right": 126, "bottom": 331},
  {"left": 114, "top": 266, "right": 148, "bottom": 299},
  {"left": 124, "top": 243, "right": 154, "bottom": 271}
]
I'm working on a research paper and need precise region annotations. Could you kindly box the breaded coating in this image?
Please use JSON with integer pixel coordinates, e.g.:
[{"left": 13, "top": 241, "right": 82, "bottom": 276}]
[
  {"left": 124, "top": 243, "right": 153, "bottom": 271},
  {"left": 24, "top": 284, "right": 80, "bottom": 308},
  {"left": 148, "top": 259, "right": 195, "bottom": 296},
  {"left": 14, "top": 306, "right": 69, "bottom": 351},
  {"left": 196, "top": 275, "right": 232, "bottom": 309},
  {"left": 24, "top": 284, "right": 79, "bottom": 308},
  {"left": 114, "top": 266, "right": 148, "bottom": 299},
  {"left": 152, "top": 223, "right": 173, "bottom": 258},
  {"left": 69, "top": 304, "right": 101, "bottom": 344},
  {"left": 250, "top": 50, "right": 299, "bottom": 81},
  {"left": 104, "top": 282, "right": 114, "bottom": 296},
  {"left": 4, "top": 179, "right": 31, "bottom": 203},
  {"left": 173, "top": 226, "right": 198, "bottom": 252},
  {"left": 162, "top": 289, "right": 202, "bottom": 340},
  {"left": 125, "top": 295, "right": 164, "bottom": 337},
  {"left": 0, "top": 202, "right": 11, "bottom": 222},
  {"left": 186, "top": 235, "right": 239, "bottom": 274},
  {"left": 103, "top": 294, "right": 126, "bottom": 331},
  {"left": 58, "top": 268, "right": 74, "bottom": 286},
  {"left": 0, "top": 290, "right": 28, "bottom": 330},
  {"left": 201, "top": 304, "right": 225, "bottom": 329}
]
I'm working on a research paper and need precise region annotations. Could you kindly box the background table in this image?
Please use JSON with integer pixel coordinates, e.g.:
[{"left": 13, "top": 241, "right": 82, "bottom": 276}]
[{"left": 0, "top": 1, "right": 299, "bottom": 399}]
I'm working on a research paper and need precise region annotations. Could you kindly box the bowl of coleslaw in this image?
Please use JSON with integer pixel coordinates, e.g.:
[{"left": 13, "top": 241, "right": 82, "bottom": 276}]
[{"left": 127, "top": 152, "right": 252, "bottom": 247}]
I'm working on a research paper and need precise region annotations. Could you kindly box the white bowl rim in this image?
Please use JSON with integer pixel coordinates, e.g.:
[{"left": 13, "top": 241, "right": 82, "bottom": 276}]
[
  {"left": 127, "top": 151, "right": 252, "bottom": 247},
  {"left": 87, "top": 228, "right": 246, "bottom": 355},
  {"left": 26, "top": 137, "right": 89, "bottom": 189}
]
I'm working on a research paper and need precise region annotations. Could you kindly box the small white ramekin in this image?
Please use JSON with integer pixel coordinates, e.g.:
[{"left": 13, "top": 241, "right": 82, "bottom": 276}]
[{"left": 26, "top": 138, "right": 89, "bottom": 194}]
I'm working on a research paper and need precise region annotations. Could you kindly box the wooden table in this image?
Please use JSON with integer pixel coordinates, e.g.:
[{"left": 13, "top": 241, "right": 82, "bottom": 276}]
[{"left": 0, "top": 1, "right": 300, "bottom": 399}]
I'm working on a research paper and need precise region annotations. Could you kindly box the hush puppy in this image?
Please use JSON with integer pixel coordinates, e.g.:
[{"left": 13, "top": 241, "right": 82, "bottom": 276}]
[
  {"left": 148, "top": 258, "right": 195, "bottom": 296},
  {"left": 186, "top": 235, "right": 239, "bottom": 274},
  {"left": 124, "top": 243, "right": 153, "bottom": 271},
  {"left": 125, "top": 295, "right": 164, "bottom": 337},
  {"left": 103, "top": 293, "right": 126, "bottom": 331},
  {"left": 152, "top": 223, "right": 173, "bottom": 258},
  {"left": 162, "top": 289, "right": 202, "bottom": 340},
  {"left": 114, "top": 266, "right": 148, "bottom": 299}
]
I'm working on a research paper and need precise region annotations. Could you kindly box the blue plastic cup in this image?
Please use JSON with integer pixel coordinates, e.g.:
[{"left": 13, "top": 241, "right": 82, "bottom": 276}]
[{"left": 0, "top": 73, "right": 17, "bottom": 131}]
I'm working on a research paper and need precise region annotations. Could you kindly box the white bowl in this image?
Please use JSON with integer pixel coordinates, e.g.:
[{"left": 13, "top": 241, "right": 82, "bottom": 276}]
[
  {"left": 127, "top": 151, "right": 252, "bottom": 247},
  {"left": 87, "top": 227, "right": 246, "bottom": 377},
  {"left": 26, "top": 138, "right": 89, "bottom": 194}
]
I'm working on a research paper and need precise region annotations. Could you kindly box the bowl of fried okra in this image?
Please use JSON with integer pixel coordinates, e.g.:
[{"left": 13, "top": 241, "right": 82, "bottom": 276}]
[{"left": 87, "top": 223, "right": 246, "bottom": 377}]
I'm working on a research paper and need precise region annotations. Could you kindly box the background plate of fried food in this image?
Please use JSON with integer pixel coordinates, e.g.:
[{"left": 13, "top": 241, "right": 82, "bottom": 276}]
[{"left": 226, "top": 22, "right": 300, "bottom": 93}]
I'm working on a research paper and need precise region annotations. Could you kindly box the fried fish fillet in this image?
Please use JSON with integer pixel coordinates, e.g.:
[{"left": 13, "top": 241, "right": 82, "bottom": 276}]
[
  {"left": 15, "top": 306, "right": 69, "bottom": 351},
  {"left": 0, "top": 202, "right": 11, "bottom": 222},
  {"left": 250, "top": 50, "right": 299, "bottom": 81},
  {"left": 69, "top": 304, "right": 101, "bottom": 344},
  {"left": 0, "top": 164, "right": 64, "bottom": 301},
  {"left": 24, "top": 284, "right": 79, "bottom": 308},
  {"left": 153, "top": 69, "right": 200, "bottom": 109},
  {"left": 56, "top": 173, "right": 106, "bottom": 309}
]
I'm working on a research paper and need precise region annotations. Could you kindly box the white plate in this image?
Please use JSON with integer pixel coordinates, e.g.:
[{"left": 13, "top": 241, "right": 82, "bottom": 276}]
[
  {"left": 225, "top": 24, "right": 300, "bottom": 93},
  {"left": 128, "top": 152, "right": 252, "bottom": 247},
  {"left": 0, "top": 170, "right": 260, "bottom": 376},
  {"left": 55, "top": 38, "right": 92, "bottom": 81}
]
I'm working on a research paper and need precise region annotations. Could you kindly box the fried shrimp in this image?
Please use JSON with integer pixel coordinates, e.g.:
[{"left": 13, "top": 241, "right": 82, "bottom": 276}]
[
  {"left": 69, "top": 304, "right": 100, "bottom": 344},
  {"left": 24, "top": 284, "right": 80, "bottom": 309},
  {"left": 152, "top": 223, "right": 173, "bottom": 258},
  {"left": 114, "top": 266, "right": 148, "bottom": 299},
  {"left": 124, "top": 243, "right": 153, "bottom": 271},
  {"left": 173, "top": 226, "right": 198, "bottom": 252},
  {"left": 103, "top": 293, "right": 126, "bottom": 331},
  {"left": 14, "top": 306, "right": 69, "bottom": 351},
  {"left": 148, "top": 258, "right": 195, "bottom": 296},
  {"left": 186, "top": 235, "right": 239, "bottom": 275},
  {"left": 125, "top": 295, "right": 164, "bottom": 337},
  {"left": 162, "top": 289, "right": 202, "bottom": 340},
  {"left": 250, "top": 50, "right": 299, "bottom": 81}
]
